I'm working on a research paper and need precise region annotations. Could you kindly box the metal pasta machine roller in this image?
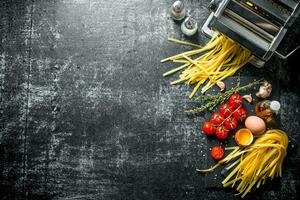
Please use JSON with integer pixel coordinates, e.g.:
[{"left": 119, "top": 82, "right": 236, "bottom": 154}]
[{"left": 202, "top": 0, "right": 300, "bottom": 67}]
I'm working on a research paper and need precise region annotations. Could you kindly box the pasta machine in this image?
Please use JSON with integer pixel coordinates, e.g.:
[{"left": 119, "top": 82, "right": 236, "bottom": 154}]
[{"left": 202, "top": 0, "right": 300, "bottom": 67}]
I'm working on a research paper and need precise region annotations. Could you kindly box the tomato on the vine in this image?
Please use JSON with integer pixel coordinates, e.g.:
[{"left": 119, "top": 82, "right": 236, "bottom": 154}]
[
  {"left": 215, "top": 126, "right": 229, "bottom": 139},
  {"left": 202, "top": 122, "right": 216, "bottom": 135},
  {"left": 233, "top": 107, "right": 247, "bottom": 121},
  {"left": 229, "top": 93, "right": 243, "bottom": 108},
  {"left": 220, "top": 104, "right": 234, "bottom": 117},
  {"left": 210, "top": 113, "right": 225, "bottom": 126},
  {"left": 210, "top": 146, "right": 224, "bottom": 160},
  {"left": 224, "top": 117, "right": 238, "bottom": 130}
]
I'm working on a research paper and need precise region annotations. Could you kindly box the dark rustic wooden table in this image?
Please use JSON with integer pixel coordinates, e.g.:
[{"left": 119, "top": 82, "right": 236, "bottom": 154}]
[{"left": 1, "top": 0, "right": 300, "bottom": 199}]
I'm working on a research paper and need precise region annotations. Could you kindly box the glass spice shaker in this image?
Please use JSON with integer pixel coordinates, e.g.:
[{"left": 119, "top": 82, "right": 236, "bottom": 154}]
[
  {"left": 255, "top": 100, "right": 281, "bottom": 125},
  {"left": 170, "top": 0, "right": 186, "bottom": 21},
  {"left": 181, "top": 16, "right": 198, "bottom": 36}
]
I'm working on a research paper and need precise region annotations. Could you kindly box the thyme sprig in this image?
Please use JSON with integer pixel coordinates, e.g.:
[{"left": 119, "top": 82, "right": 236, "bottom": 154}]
[{"left": 186, "top": 80, "right": 263, "bottom": 113}]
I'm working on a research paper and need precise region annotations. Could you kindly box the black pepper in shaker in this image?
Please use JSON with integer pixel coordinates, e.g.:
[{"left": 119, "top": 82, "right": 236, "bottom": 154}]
[{"left": 170, "top": 0, "right": 186, "bottom": 21}]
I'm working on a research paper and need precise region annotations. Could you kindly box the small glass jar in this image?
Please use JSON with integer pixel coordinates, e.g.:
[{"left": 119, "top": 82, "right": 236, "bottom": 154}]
[
  {"left": 170, "top": 1, "right": 186, "bottom": 21},
  {"left": 181, "top": 17, "right": 198, "bottom": 36},
  {"left": 255, "top": 100, "right": 280, "bottom": 124}
]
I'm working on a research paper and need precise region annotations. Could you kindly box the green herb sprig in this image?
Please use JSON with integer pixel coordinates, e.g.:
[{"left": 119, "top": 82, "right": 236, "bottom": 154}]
[{"left": 186, "top": 80, "right": 262, "bottom": 113}]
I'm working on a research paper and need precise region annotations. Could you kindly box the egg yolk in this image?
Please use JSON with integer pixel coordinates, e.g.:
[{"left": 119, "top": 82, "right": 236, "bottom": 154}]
[{"left": 236, "top": 129, "right": 252, "bottom": 145}]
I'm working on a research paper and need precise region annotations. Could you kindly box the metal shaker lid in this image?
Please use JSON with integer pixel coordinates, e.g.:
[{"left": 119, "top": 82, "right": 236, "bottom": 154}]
[
  {"left": 172, "top": 1, "right": 184, "bottom": 13},
  {"left": 270, "top": 101, "right": 280, "bottom": 113}
]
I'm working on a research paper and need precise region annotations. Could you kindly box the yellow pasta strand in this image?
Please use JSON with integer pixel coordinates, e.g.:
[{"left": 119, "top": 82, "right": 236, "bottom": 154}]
[
  {"left": 198, "top": 129, "right": 288, "bottom": 198},
  {"left": 161, "top": 32, "right": 253, "bottom": 98}
]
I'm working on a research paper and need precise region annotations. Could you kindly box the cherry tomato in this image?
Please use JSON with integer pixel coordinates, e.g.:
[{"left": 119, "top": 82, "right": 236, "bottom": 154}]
[
  {"left": 219, "top": 104, "right": 234, "bottom": 117},
  {"left": 202, "top": 122, "right": 216, "bottom": 136},
  {"left": 210, "top": 113, "right": 225, "bottom": 126},
  {"left": 224, "top": 116, "right": 238, "bottom": 130},
  {"left": 210, "top": 146, "right": 224, "bottom": 160},
  {"left": 233, "top": 107, "right": 247, "bottom": 121},
  {"left": 215, "top": 126, "right": 229, "bottom": 139},
  {"left": 229, "top": 93, "right": 243, "bottom": 109}
]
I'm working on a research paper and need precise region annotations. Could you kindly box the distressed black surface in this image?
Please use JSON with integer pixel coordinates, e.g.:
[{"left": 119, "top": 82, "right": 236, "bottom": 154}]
[{"left": 0, "top": 0, "right": 299, "bottom": 199}]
